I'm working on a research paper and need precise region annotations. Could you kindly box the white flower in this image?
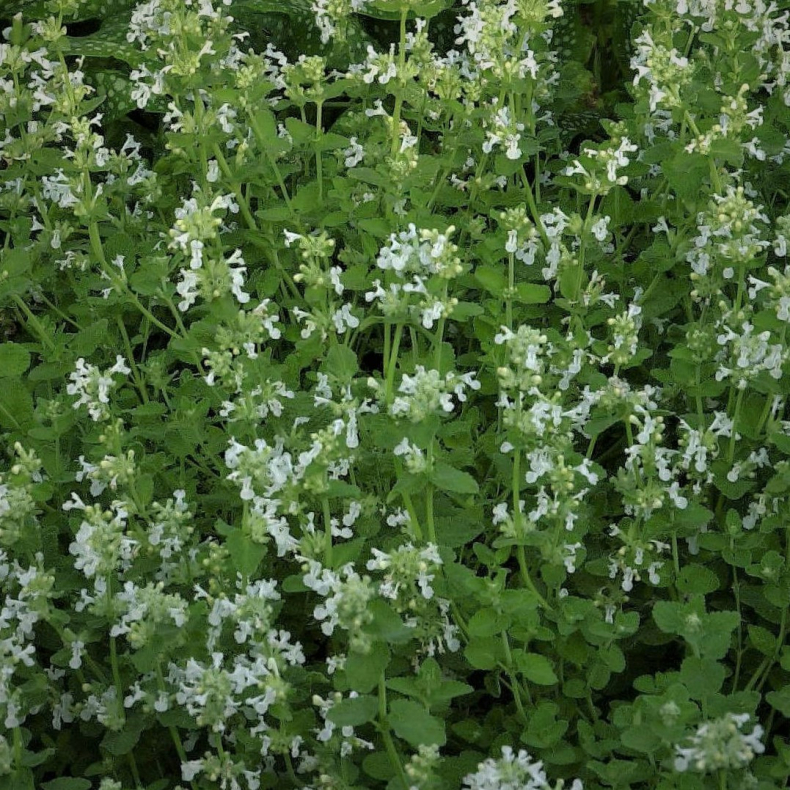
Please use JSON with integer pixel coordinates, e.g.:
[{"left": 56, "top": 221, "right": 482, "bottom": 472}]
[
  {"left": 66, "top": 356, "right": 131, "bottom": 421},
  {"left": 331, "top": 304, "right": 360, "bottom": 334},
  {"left": 463, "top": 746, "right": 583, "bottom": 790},
  {"left": 343, "top": 137, "right": 364, "bottom": 167},
  {"left": 674, "top": 713, "right": 764, "bottom": 773}
]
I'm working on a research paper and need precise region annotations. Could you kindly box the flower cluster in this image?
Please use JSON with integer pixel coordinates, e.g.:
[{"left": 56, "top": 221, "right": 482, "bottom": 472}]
[{"left": 674, "top": 713, "right": 765, "bottom": 773}]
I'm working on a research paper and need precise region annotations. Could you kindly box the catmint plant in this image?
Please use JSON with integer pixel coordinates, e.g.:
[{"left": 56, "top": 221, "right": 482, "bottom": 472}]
[{"left": 2, "top": 0, "right": 790, "bottom": 787}]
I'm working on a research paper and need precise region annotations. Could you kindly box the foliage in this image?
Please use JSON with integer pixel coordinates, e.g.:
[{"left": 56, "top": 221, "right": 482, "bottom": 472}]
[{"left": 1, "top": 0, "right": 790, "bottom": 787}]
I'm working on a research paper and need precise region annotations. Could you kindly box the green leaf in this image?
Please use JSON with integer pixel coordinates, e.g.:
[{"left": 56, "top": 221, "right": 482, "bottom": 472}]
[
  {"left": 514, "top": 283, "right": 551, "bottom": 304},
  {"left": 357, "top": 218, "right": 393, "bottom": 238},
  {"left": 474, "top": 265, "right": 506, "bottom": 296},
  {"left": 0, "top": 378, "right": 34, "bottom": 430},
  {"left": 324, "top": 343, "right": 358, "bottom": 381},
  {"left": 41, "top": 780, "right": 92, "bottom": 790},
  {"left": 663, "top": 151, "right": 708, "bottom": 204},
  {"left": 366, "top": 599, "right": 414, "bottom": 644},
  {"left": 672, "top": 502, "right": 714, "bottom": 532},
  {"left": 676, "top": 565, "right": 719, "bottom": 595},
  {"left": 516, "top": 652, "right": 558, "bottom": 685},
  {"left": 226, "top": 530, "right": 267, "bottom": 579},
  {"left": 435, "top": 511, "right": 485, "bottom": 547},
  {"left": 429, "top": 463, "right": 479, "bottom": 494},
  {"left": 389, "top": 699, "right": 446, "bottom": 747},
  {"left": 452, "top": 301, "right": 485, "bottom": 320},
  {"left": 679, "top": 657, "right": 725, "bottom": 699},
  {"left": 0, "top": 343, "right": 30, "bottom": 376},
  {"left": 467, "top": 608, "right": 509, "bottom": 638},
  {"left": 464, "top": 637, "right": 500, "bottom": 670},
  {"left": 652, "top": 600, "right": 684, "bottom": 633},
  {"left": 346, "top": 643, "right": 390, "bottom": 693},
  {"left": 101, "top": 714, "right": 146, "bottom": 755},
  {"left": 285, "top": 116, "right": 316, "bottom": 144},
  {"left": 767, "top": 686, "right": 790, "bottom": 717},
  {"left": 558, "top": 264, "right": 579, "bottom": 302},
  {"left": 327, "top": 695, "right": 378, "bottom": 727},
  {"left": 428, "top": 678, "right": 474, "bottom": 705},
  {"left": 701, "top": 612, "right": 740, "bottom": 660},
  {"left": 362, "top": 752, "right": 395, "bottom": 781},
  {"left": 747, "top": 625, "right": 776, "bottom": 657},
  {"left": 521, "top": 701, "right": 567, "bottom": 748},
  {"left": 315, "top": 132, "right": 349, "bottom": 152},
  {"left": 620, "top": 725, "right": 661, "bottom": 754}
]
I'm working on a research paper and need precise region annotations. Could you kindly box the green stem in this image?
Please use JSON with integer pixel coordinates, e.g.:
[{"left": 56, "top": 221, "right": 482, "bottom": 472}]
[
  {"left": 13, "top": 727, "right": 24, "bottom": 782},
  {"left": 0, "top": 400, "right": 21, "bottom": 431},
  {"left": 573, "top": 194, "right": 598, "bottom": 333},
  {"left": 683, "top": 111, "right": 722, "bottom": 192},
  {"left": 426, "top": 442, "right": 437, "bottom": 544},
  {"left": 392, "top": 457, "right": 424, "bottom": 541},
  {"left": 316, "top": 100, "right": 324, "bottom": 203},
  {"left": 12, "top": 294, "right": 56, "bottom": 351},
  {"left": 284, "top": 752, "right": 300, "bottom": 786},
  {"left": 127, "top": 752, "right": 143, "bottom": 788},
  {"left": 192, "top": 95, "right": 209, "bottom": 179},
  {"left": 506, "top": 251, "right": 514, "bottom": 330},
  {"left": 385, "top": 323, "right": 404, "bottom": 402},
  {"left": 378, "top": 673, "right": 408, "bottom": 790},
  {"left": 726, "top": 388, "right": 745, "bottom": 466},
  {"left": 731, "top": 566, "right": 743, "bottom": 693},
  {"left": 212, "top": 142, "right": 260, "bottom": 232},
  {"left": 156, "top": 663, "right": 198, "bottom": 790},
  {"left": 755, "top": 394, "right": 777, "bottom": 437},
  {"left": 90, "top": 224, "right": 180, "bottom": 341},
  {"left": 116, "top": 316, "right": 148, "bottom": 404},
  {"left": 517, "top": 545, "right": 551, "bottom": 611},
  {"left": 249, "top": 114, "right": 297, "bottom": 216},
  {"left": 322, "top": 495, "right": 333, "bottom": 567},
  {"left": 520, "top": 167, "right": 549, "bottom": 247},
  {"left": 745, "top": 657, "right": 770, "bottom": 692},
  {"left": 500, "top": 631, "right": 528, "bottom": 723},
  {"left": 106, "top": 584, "right": 125, "bottom": 724},
  {"left": 624, "top": 417, "right": 643, "bottom": 488},
  {"left": 754, "top": 606, "right": 787, "bottom": 695},
  {"left": 390, "top": 10, "right": 409, "bottom": 159},
  {"left": 36, "top": 292, "right": 84, "bottom": 330}
]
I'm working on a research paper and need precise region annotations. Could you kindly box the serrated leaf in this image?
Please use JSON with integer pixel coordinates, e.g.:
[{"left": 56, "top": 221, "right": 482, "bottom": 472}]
[
  {"left": 327, "top": 695, "right": 378, "bottom": 727},
  {"left": 474, "top": 265, "right": 506, "bottom": 296},
  {"left": 346, "top": 644, "right": 390, "bottom": 693},
  {"left": 285, "top": 117, "right": 316, "bottom": 144},
  {"left": 516, "top": 652, "right": 558, "bottom": 685},
  {"left": 767, "top": 686, "right": 790, "bottom": 717},
  {"left": 464, "top": 638, "right": 499, "bottom": 670},
  {"left": 324, "top": 343, "right": 358, "bottom": 381},
  {"left": 679, "top": 657, "right": 725, "bottom": 699},
  {"left": 467, "top": 609, "right": 509, "bottom": 638},
  {"left": 676, "top": 565, "right": 719, "bottom": 595},
  {"left": 226, "top": 530, "right": 267, "bottom": 578},
  {"left": 748, "top": 625, "right": 776, "bottom": 657},
  {"left": 620, "top": 725, "right": 661, "bottom": 754},
  {"left": 0, "top": 378, "right": 34, "bottom": 430},
  {"left": 41, "top": 780, "right": 92, "bottom": 790},
  {"left": 101, "top": 714, "right": 146, "bottom": 755},
  {"left": 652, "top": 601, "right": 684, "bottom": 634},
  {"left": 366, "top": 599, "right": 414, "bottom": 644},
  {"left": 514, "top": 283, "right": 551, "bottom": 304},
  {"left": 389, "top": 699, "right": 446, "bottom": 747},
  {"left": 429, "top": 463, "right": 479, "bottom": 494},
  {"left": 0, "top": 343, "right": 30, "bottom": 376}
]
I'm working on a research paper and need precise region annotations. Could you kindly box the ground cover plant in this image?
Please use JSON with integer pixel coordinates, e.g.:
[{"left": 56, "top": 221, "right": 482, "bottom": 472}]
[{"left": 3, "top": 0, "right": 790, "bottom": 787}]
